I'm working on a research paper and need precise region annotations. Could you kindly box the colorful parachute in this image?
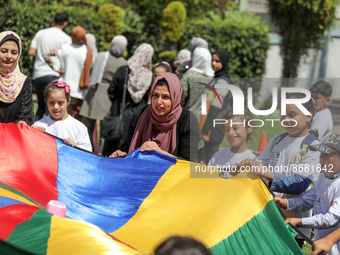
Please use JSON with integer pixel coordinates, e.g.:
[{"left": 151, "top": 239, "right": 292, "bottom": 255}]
[{"left": 0, "top": 123, "right": 303, "bottom": 254}]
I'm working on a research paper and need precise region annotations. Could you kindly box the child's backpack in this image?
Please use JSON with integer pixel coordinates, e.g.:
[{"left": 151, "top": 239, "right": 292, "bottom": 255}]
[{"left": 270, "top": 133, "right": 318, "bottom": 164}]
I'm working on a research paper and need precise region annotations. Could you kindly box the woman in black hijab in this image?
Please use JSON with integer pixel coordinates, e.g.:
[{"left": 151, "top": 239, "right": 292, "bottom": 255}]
[
  {"left": 199, "top": 49, "right": 233, "bottom": 164},
  {"left": 212, "top": 49, "right": 232, "bottom": 83}
]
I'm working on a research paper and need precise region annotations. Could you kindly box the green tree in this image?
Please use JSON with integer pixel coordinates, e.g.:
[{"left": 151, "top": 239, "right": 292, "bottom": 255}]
[
  {"left": 160, "top": 1, "right": 186, "bottom": 43},
  {"left": 178, "top": 11, "right": 270, "bottom": 100},
  {"left": 0, "top": 2, "right": 104, "bottom": 78},
  {"left": 268, "top": 0, "right": 340, "bottom": 79},
  {"left": 98, "top": 3, "right": 124, "bottom": 50},
  {"left": 112, "top": 0, "right": 232, "bottom": 59}
]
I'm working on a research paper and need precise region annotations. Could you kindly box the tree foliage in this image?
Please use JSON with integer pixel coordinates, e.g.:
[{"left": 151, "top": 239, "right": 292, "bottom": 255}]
[
  {"left": 178, "top": 11, "right": 270, "bottom": 98},
  {"left": 268, "top": 0, "right": 340, "bottom": 79},
  {"left": 98, "top": 4, "right": 125, "bottom": 50},
  {"left": 158, "top": 51, "right": 178, "bottom": 61},
  {"left": 160, "top": 1, "right": 186, "bottom": 42},
  {"left": 0, "top": 2, "right": 104, "bottom": 78},
  {"left": 0, "top": 0, "right": 270, "bottom": 88}
]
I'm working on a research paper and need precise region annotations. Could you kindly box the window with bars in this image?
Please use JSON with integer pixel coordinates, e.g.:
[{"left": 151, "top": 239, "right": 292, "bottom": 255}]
[{"left": 247, "top": 0, "right": 269, "bottom": 12}]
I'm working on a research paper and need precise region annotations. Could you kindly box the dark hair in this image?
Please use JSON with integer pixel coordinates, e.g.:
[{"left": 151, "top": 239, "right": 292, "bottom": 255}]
[
  {"left": 155, "top": 62, "right": 171, "bottom": 73},
  {"left": 54, "top": 12, "right": 68, "bottom": 26},
  {"left": 310, "top": 80, "right": 332, "bottom": 97},
  {"left": 217, "top": 108, "right": 253, "bottom": 141},
  {"left": 0, "top": 34, "right": 20, "bottom": 50},
  {"left": 155, "top": 236, "right": 211, "bottom": 255},
  {"left": 44, "top": 80, "right": 70, "bottom": 102},
  {"left": 156, "top": 78, "right": 169, "bottom": 87},
  {"left": 286, "top": 92, "right": 319, "bottom": 137}
]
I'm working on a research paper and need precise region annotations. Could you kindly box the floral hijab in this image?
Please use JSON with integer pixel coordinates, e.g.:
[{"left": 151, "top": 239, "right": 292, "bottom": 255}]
[
  {"left": 0, "top": 31, "right": 27, "bottom": 103},
  {"left": 127, "top": 43, "right": 154, "bottom": 104}
]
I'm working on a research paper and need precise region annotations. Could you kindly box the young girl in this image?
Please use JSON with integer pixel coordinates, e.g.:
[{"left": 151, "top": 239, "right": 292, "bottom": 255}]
[
  {"left": 32, "top": 80, "right": 92, "bottom": 151},
  {"left": 239, "top": 92, "right": 320, "bottom": 247},
  {"left": 208, "top": 109, "right": 255, "bottom": 178}
]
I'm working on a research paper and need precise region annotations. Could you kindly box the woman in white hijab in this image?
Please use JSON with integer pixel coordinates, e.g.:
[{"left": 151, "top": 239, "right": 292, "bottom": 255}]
[
  {"left": 175, "top": 37, "right": 208, "bottom": 79},
  {"left": 180, "top": 47, "right": 214, "bottom": 109},
  {"left": 80, "top": 35, "right": 128, "bottom": 153},
  {"left": 179, "top": 47, "right": 214, "bottom": 156},
  {"left": 85, "top": 33, "right": 98, "bottom": 61}
]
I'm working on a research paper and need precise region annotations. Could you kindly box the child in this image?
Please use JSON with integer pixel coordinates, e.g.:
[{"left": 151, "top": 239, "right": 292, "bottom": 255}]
[
  {"left": 32, "top": 80, "right": 92, "bottom": 151},
  {"left": 274, "top": 134, "right": 340, "bottom": 255},
  {"left": 313, "top": 226, "right": 340, "bottom": 255},
  {"left": 310, "top": 80, "right": 333, "bottom": 141},
  {"left": 208, "top": 109, "right": 255, "bottom": 178},
  {"left": 239, "top": 92, "right": 321, "bottom": 247},
  {"left": 154, "top": 62, "right": 170, "bottom": 79}
]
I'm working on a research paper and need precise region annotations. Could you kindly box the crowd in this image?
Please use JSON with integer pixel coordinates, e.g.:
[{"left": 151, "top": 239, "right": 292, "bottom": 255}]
[{"left": 1, "top": 11, "right": 340, "bottom": 254}]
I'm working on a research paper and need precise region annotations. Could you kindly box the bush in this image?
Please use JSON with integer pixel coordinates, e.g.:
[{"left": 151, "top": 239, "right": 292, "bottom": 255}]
[
  {"left": 268, "top": 0, "right": 339, "bottom": 78},
  {"left": 0, "top": 2, "right": 104, "bottom": 79},
  {"left": 178, "top": 11, "right": 270, "bottom": 100},
  {"left": 158, "top": 51, "right": 177, "bottom": 61},
  {"left": 98, "top": 4, "right": 124, "bottom": 48},
  {"left": 122, "top": 6, "right": 146, "bottom": 58},
  {"left": 160, "top": 1, "right": 186, "bottom": 42},
  {"left": 122, "top": 6, "right": 161, "bottom": 62}
]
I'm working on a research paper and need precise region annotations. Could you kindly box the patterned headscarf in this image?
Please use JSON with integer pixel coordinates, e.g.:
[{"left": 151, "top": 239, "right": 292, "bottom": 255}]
[
  {"left": 127, "top": 43, "right": 154, "bottom": 104},
  {"left": 0, "top": 31, "right": 27, "bottom": 103}
]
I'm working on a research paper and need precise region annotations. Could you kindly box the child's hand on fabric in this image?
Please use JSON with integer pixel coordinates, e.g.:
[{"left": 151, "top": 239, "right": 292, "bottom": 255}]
[
  {"left": 17, "top": 121, "right": 28, "bottom": 126},
  {"left": 285, "top": 218, "right": 302, "bottom": 227},
  {"left": 109, "top": 150, "right": 127, "bottom": 158},
  {"left": 63, "top": 137, "right": 76, "bottom": 147},
  {"left": 32, "top": 126, "right": 45, "bottom": 132},
  {"left": 312, "top": 236, "right": 334, "bottom": 255},
  {"left": 273, "top": 196, "right": 287, "bottom": 209},
  {"left": 239, "top": 159, "right": 261, "bottom": 174},
  {"left": 229, "top": 163, "right": 241, "bottom": 176}
]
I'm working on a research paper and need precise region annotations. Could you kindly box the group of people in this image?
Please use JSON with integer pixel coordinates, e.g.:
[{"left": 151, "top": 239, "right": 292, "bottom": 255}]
[
  {"left": 205, "top": 81, "right": 339, "bottom": 253},
  {"left": 1, "top": 10, "right": 340, "bottom": 255}
]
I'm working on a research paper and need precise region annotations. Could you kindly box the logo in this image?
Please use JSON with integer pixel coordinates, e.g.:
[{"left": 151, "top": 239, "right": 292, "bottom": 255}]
[
  {"left": 198, "top": 82, "right": 222, "bottom": 107},
  {"left": 200, "top": 83, "right": 311, "bottom": 116}
]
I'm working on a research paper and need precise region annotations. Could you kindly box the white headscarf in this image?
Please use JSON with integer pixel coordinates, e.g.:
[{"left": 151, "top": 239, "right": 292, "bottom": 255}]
[
  {"left": 189, "top": 47, "right": 214, "bottom": 76},
  {"left": 89, "top": 35, "right": 128, "bottom": 86},
  {"left": 189, "top": 37, "right": 209, "bottom": 55},
  {"left": 109, "top": 35, "right": 127, "bottom": 57},
  {"left": 176, "top": 49, "right": 191, "bottom": 65},
  {"left": 86, "top": 33, "right": 98, "bottom": 61}
]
